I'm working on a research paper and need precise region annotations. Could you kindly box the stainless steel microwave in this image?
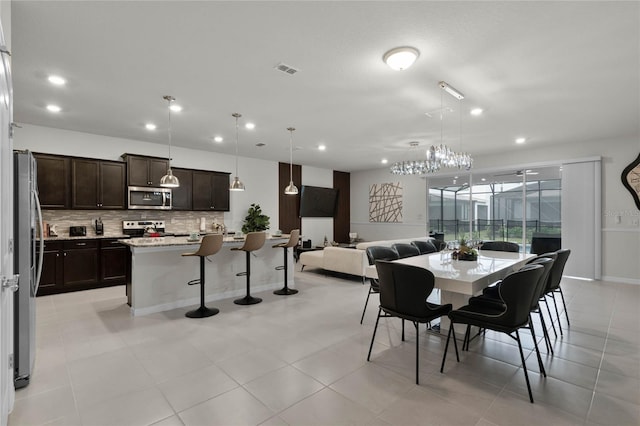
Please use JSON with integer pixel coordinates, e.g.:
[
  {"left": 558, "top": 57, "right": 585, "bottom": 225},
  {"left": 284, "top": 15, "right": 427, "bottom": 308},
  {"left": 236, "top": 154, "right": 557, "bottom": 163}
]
[{"left": 127, "top": 186, "right": 172, "bottom": 210}]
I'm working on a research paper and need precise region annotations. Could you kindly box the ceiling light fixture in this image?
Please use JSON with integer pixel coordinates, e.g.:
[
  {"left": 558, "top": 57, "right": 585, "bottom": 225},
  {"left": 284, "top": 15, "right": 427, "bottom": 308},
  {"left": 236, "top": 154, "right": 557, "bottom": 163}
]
[
  {"left": 284, "top": 127, "right": 298, "bottom": 195},
  {"left": 169, "top": 104, "right": 182, "bottom": 112},
  {"left": 159, "top": 95, "right": 180, "bottom": 188},
  {"left": 381, "top": 159, "right": 388, "bottom": 164},
  {"left": 515, "top": 137, "right": 526, "bottom": 144},
  {"left": 48, "top": 75, "right": 66, "bottom": 85},
  {"left": 245, "top": 122, "right": 255, "bottom": 130},
  {"left": 213, "top": 136, "right": 223, "bottom": 143},
  {"left": 145, "top": 123, "right": 156, "bottom": 130},
  {"left": 229, "top": 113, "right": 245, "bottom": 191},
  {"left": 390, "top": 81, "right": 472, "bottom": 175},
  {"left": 46, "top": 104, "right": 61, "bottom": 113},
  {"left": 383, "top": 46, "right": 420, "bottom": 71},
  {"left": 318, "top": 144, "right": 326, "bottom": 151},
  {"left": 470, "top": 108, "right": 483, "bottom": 116}
]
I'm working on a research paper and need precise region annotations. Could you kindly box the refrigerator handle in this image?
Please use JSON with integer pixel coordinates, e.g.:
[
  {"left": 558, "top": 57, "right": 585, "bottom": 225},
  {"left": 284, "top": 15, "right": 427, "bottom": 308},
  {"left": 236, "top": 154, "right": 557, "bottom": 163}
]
[{"left": 33, "top": 189, "right": 44, "bottom": 295}]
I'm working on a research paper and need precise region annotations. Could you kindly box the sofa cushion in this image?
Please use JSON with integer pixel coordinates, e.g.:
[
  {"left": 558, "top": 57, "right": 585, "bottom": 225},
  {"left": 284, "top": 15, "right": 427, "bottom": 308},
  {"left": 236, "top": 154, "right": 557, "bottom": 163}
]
[{"left": 299, "top": 250, "right": 324, "bottom": 268}]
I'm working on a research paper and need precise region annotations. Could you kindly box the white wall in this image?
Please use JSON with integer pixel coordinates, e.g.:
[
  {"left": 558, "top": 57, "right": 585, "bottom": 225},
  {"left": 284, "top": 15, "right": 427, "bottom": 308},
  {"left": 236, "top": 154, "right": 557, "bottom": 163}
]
[
  {"left": 14, "top": 124, "right": 281, "bottom": 235},
  {"left": 351, "top": 137, "right": 640, "bottom": 283},
  {"left": 300, "top": 165, "right": 333, "bottom": 247}
]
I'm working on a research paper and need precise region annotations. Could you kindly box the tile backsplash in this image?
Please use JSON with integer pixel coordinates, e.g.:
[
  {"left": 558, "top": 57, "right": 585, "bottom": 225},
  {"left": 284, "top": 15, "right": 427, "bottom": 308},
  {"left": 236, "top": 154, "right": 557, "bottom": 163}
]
[{"left": 42, "top": 210, "right": 225, "bottom": 238}]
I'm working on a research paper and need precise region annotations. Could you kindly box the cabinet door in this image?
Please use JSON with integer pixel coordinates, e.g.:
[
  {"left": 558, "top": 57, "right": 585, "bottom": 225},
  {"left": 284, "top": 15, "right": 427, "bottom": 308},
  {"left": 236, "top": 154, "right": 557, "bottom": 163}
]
[
  {"left": 127, "top": 156, "right": 151, "bottom": 186},
  {"left": 35, "top": 154, "right": 70, "bottom": 209},
  {"left": 100, "top": 240, "right": 128, "bottom": 284},
  {"left": 36, "top": 242, "right": 63, "bottom": 296},
  {"left": 100, "top": 161, "right": 126, "bottom": 209},
  {"left": 71, "top": 159, "right": 100, "bottom": 209},
  {"left": 171, "top": 168, "right": 193, "bottom": 210},
  {"left": 211, "top": 173, "right": 230, "bottom": 211},
  {"left": 63, "top": 244, "right": 99, "bottom": 287},
  {"left": 192, "top": 171, "right": 213, "bottom": 210},
  {"left": 149, "top": 158, "right": 169, "bottom": 186}
]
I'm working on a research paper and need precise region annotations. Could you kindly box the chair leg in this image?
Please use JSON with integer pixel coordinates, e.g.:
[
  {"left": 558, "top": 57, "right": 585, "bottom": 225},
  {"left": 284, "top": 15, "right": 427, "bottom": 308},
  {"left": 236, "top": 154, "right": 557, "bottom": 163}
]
[
  {"left": 542, "top": 297, "right": 558, "bottom": 337},
  {"left": 274, "top": 247, "right": 298, "bottom": 296},
  {"left": 538, "top": 309, "right": 553, "bottom": 355},
  {"left": 440, "top": 324, "right": 460, "bottom": 374},
  {"left": 367, "top": 307, "right": 382, "bottom": 361},
  {"left": 360, "top": 288, "right": 372, "bottom": 324},
  {"left": 185, "top": 256, "right": 219, "bottom": 318},
  {"left": 550, "top": 292, "right": 563, "bottom": 335},
  {"left": 234, "top": 251, "right": 262, "bottom": 305},
  {"left": 515, "top": 330, "right": 534, "bottom": 403},
  {"left": 528, "top": 315, "right": 546, "bottom": 377},
  {"left": 402, "top": 319, "right": 405, "bottom": 341},
  {"left": 557, "top": 287, "right": 570, "bottom": 327},
  {"left": 414, "top": 322, "right": 420, "bottom": 385}
]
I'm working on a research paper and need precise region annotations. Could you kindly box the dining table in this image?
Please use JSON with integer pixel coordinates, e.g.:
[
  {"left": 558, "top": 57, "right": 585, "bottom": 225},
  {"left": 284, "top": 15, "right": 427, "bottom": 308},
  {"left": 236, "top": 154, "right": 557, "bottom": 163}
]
[{"left": 366, "top": 249, "right": 535, "bottom": 332}]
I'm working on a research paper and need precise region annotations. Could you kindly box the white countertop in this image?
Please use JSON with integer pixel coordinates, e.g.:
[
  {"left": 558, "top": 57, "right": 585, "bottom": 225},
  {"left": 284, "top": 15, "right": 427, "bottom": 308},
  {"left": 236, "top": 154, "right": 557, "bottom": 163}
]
[{"left": 119, "top": 234, "right": 289, "bottom": 248}]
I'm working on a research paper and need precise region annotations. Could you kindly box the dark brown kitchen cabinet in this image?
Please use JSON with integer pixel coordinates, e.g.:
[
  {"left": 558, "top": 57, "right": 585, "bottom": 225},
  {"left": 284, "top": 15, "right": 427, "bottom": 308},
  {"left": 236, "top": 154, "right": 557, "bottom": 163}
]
[
  {"left": 37, "top": 241, "right": 63, "bottom": 296},
  {"left": 34, "top": 153, "right": 70, "bottom": 209},
  {"left": 62, "top": 240, "right": 99, "bottom": 288},
  {"left": 71, "top": 159, "right": 126, "bottom": 209},
  {"left": 170, "top": 167, "right": 193, "bottom": 210},
  {"left": 122, "top": 154, "right": 169, "bottom": 187},
  {"left": 192, "top": 171, "right": 230, "bottom": 211},
  {"left": 100, "top": 239, "right": 128, "bottom": 285}
]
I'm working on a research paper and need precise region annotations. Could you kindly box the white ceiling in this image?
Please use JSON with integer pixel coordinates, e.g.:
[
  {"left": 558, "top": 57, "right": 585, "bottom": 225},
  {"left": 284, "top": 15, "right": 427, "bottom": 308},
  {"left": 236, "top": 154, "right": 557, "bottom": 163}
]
[{"left": 11, "top": 1, "right": 640, "bottom": 172}]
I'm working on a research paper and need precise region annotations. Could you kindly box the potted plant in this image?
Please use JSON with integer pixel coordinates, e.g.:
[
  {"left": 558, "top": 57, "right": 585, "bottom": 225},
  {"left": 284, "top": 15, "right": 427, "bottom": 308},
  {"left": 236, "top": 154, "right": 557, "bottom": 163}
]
[
  {"left": 453, "top": 237, "right": 478, "bottom": 261},
  {"left": 241, "top": 203, "right": 270, "bottom": 234}
]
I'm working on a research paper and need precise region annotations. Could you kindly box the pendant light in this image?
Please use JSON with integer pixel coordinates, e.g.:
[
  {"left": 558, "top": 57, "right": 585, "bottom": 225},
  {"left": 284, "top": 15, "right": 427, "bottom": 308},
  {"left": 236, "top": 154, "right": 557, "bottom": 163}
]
[
  {"left": 229, "top": 112, "right": 245, "bottom": 191},
  {"left": 160, "top": 95, "right": 180, "bottom": 188},
  {"left": 284, "top": 127, "right": 298, "bottom": 195}
]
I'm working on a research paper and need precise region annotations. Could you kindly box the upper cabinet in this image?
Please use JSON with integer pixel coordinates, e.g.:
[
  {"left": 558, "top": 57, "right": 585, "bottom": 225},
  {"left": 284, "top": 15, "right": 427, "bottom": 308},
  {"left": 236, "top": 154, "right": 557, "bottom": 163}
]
[
  {"left": 71, "top": 158, "right": 126, "bottom": 209},
  {"left": 122, "top": 154, "right": 169, "bottom": 187},
  {"left": 34, "top": 153, "right": 71, "bottom": 209},
  {"left": 192, "top": 171, "right": 230, "bottom": 211},
  {"left": 170, "top": 167, "right": 193, "bottom": 210}
]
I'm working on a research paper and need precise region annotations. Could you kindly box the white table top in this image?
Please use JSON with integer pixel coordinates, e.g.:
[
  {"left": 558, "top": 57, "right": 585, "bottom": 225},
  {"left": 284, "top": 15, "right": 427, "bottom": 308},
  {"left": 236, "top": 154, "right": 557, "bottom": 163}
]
[{"left": 367, "top": 250, "right": 535, "bottom": 296}]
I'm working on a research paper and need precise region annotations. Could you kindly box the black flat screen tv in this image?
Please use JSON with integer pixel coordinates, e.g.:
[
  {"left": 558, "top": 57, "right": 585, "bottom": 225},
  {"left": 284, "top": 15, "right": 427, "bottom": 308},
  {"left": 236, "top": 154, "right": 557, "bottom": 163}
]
[{"left": 299, "top": 185, "right": 339, "bottom": 217}]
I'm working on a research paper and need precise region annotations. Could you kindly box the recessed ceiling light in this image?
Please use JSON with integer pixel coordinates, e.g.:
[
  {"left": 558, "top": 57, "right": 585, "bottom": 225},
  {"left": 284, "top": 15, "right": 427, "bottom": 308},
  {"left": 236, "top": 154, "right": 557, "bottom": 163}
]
[
  {"left": 46, "top": 104, "right": 61, "bottom": 113},
  {"left": 169, "top": 104, "right": 182, "bottom": 112},
  {"left": 470, "top": 108, "right": 483, "bottom": 116},
  {"left": 213, "top": 136, "right": 223, "bottom": 143},
  {"left": 515, "top": 137, "right": 526, "bottom": 144},
  {"left": 48, "top": 75, "right": 66, "bottom": 86},
  {"left": 145, "top": 123, "right": 156, "bottom": 130},
  {"left": 381, "top": 158, "right": 388, "bottom": 164},
  {"left": 318, "top": 144, "right": 326, "bottom": 151},
  {"left": 383, "top": 46, "right": 420, "bottom": 71},
  {"left": 245, "top": 122, "right": 255, "bottom": 130},
  {"left": 481, "top": 178, "right": 486, "bottom": 181}
]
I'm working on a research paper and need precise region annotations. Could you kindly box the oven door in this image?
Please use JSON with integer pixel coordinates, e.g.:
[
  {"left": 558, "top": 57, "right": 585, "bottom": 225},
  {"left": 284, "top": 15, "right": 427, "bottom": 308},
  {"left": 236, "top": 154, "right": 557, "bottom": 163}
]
[{"left": 127, "top": 187, "right": 172, "bottom": 210}]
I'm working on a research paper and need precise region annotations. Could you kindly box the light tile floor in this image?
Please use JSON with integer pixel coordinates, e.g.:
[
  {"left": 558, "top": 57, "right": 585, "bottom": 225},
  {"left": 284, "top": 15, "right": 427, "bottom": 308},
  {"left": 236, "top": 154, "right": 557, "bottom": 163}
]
[{"left": 9, "top": 268, "right": 640, "bottom": 426}]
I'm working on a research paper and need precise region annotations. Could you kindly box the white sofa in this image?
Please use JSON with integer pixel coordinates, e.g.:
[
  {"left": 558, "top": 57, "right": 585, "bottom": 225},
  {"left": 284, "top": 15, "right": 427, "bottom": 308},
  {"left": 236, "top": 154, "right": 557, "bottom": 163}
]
[{"left": 299, "top": 237, "right": 434, "bottom": 282}]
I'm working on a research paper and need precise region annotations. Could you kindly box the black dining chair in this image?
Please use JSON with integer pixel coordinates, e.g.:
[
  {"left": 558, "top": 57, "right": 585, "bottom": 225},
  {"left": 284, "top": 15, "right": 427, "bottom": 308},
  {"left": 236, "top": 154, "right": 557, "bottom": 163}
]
[
  {"left": 391, "top": 243, "right": 420, "bottom": 259},
  {"left": 360, "top": 246, "right": 399, "bottom": 324},
  {"left": 368, "top": 260, "right": 452, "bottom": 384},
  {"left": 540, "top": 249, "right": 571, "bottom": 335},
  {"left": 441, "top": 264, "right": 545, "bottom": 403},
  {"left": 411, "top": 240, "right": 438, "bottom": 255},
  {"left": 480, "top": 241, "right": 520, "bottom": 252}
]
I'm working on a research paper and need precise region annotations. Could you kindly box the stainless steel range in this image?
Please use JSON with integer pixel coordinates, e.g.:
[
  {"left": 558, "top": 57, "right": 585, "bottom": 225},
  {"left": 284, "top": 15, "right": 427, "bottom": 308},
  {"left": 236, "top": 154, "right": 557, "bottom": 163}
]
[{"left": 122, "top": 220, "right": 168, "bottom": 237}]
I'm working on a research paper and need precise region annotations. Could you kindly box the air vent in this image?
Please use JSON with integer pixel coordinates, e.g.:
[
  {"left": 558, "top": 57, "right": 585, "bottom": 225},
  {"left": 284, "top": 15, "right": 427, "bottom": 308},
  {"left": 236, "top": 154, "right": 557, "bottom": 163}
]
[
  {"left": 275, "top": 63, "right": 299, "bottom": 75},
  {"left": 256, "top": 142, "right": 266, "bottom": 147}
]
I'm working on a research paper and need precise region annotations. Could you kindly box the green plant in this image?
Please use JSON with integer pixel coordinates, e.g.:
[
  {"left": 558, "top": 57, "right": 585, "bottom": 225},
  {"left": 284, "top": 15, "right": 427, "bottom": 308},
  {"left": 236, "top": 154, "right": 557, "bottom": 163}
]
[{"left": 241, "top": 203, "right": 270, "bottom": 233}]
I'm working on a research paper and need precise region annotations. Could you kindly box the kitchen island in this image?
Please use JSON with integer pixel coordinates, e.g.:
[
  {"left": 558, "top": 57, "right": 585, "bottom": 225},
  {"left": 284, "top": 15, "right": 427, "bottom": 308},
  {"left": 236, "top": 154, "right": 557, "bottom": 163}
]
[{"left": 119, "top": 235, "right": 292, "bottom": 316}]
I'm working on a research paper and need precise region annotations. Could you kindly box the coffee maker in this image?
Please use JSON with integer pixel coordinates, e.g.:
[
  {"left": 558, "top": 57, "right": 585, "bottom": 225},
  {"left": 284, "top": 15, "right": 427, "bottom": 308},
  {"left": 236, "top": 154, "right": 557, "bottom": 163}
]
[{"left": 95, "top": 218, "right": 104, "bottom": 235}]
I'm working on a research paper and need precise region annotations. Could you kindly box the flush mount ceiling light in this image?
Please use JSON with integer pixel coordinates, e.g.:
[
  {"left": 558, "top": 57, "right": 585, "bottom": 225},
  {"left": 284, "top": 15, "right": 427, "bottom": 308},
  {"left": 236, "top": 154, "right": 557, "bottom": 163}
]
[
  {"left": 245, "top": 122, "right": 255, "bottom": 130},
  {"left": 515, "top": 137, "right": 526, "bottom": 144},
  {"left": 46, "top": 104, "right": 61, "bottom": 113},
  {"left": 160, "top": 95, "right": 180, "bottom": 188},
  {"left": 284, "top": 127, "right": 298, "bottom": 195},
  {"left": 145, "top": 123, "right": 156, "bottom": 131},
  {"left": 48, "top": 75, "right": 66, "bottom": 85},
  {"left": 169, "top": 104, "right": 182, "bottom": 112},
  {"left": 213, "top": 136, "right": 223, "bottom": 143},
  {"left": 383, "top": 46, "right": 420, "bottom": 71},
  {"left": 470, "top": 108, "right": 483, "bottom": 116},
  {"left": 229, "top": 113, "right": 246, "bottom": 191},
  {"left": 318, "top": 144, "right": 326, "bottom": 151}
]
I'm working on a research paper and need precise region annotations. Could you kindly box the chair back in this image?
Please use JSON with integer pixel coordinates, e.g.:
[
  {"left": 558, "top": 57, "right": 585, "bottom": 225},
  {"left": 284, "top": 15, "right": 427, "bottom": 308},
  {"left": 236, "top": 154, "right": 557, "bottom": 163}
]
[
  {"left": 546, "top": 249, "right": 571, "bottom": 292},
  {"left": 365, "top": 246, "right": 399, "bottom": 265},
  {"left": 375, "top": 260, "right": 437, "bottom": 319},
  {"left": 392, "top": 243, "right": 420, "bottom": 259},
  {"left": 191, "top": 234, "right": 224, "bottom": 257},
  {"left": 481, "top": 241, "right": 520, "bottom": 252},
  {"left": 523, "top": 257, "right": 554, "bottom": 310},
  {"left": 497, "top": 264, "right": 544, "bottom": 327},
  {"left": 281, "top": 229, "right": 300, "bottom": 248},
  {"left": 411, "top": 240, "right": 437, "bottom": 255},
  {"left": 239, "top": 232, "right": 266, "bottom": 252}
]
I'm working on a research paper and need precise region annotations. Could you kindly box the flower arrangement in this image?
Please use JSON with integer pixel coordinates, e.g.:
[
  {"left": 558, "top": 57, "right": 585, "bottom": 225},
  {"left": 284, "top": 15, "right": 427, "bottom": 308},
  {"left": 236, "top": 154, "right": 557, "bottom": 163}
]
[{"left": 453, "top": 237, "right": 478, "bottom": 261}]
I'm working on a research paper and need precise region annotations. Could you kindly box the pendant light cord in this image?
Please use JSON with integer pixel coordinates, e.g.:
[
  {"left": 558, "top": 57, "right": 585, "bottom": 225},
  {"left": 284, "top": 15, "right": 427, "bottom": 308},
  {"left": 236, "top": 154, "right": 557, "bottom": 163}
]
[
  {"left": 233, "top": 113, "right": 241, "bottom": 177},
  {"left": 288, "top": 127, "right": 295, "bottom": 182},
  {"left": 163, "top": 95, "right": 175, "bottom": 167}
]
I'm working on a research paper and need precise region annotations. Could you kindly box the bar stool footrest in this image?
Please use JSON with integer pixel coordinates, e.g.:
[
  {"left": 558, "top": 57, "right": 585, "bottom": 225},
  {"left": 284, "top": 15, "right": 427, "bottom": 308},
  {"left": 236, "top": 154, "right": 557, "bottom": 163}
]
[
  {"left": 187, "top": 279, "right": 200, "bottom": 286},
  {"left": 236, "top": 272, "right": 248, "bottom": 277},
  {"left": 275, "top": 265, "right": 285, "bottom": 271}
]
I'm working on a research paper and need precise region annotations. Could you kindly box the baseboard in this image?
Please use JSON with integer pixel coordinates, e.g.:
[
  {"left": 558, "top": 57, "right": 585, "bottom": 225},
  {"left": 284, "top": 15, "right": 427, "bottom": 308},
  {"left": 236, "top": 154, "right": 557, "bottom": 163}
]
[{"left": 601, "top": 275, "right": 640, "bottom": 285}]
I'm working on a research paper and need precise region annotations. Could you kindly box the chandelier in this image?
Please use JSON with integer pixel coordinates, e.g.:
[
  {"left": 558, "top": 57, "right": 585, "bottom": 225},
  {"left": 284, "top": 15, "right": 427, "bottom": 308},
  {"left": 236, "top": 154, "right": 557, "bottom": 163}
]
[{"left": 390, "top": 81, "right": 473, "bottom": 175}]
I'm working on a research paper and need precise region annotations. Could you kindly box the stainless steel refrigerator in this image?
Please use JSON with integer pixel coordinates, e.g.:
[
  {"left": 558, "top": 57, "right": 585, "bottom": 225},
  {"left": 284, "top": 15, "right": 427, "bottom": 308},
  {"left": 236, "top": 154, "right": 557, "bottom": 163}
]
[{"left": 13, "top": 150, "right": 43, "bottom": 388}]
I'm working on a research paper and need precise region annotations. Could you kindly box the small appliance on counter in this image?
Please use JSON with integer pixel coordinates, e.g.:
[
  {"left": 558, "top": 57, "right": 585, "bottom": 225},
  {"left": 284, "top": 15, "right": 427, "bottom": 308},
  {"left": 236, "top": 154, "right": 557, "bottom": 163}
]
[
  {"left": 122, "top": 220, "right": 171, "bottom": 237},
  {"left": 69, "top": 226, "right": 87, "bottom": 237},
  {"left": 95, "top": 218, "right": 104, "bottom": 235}
]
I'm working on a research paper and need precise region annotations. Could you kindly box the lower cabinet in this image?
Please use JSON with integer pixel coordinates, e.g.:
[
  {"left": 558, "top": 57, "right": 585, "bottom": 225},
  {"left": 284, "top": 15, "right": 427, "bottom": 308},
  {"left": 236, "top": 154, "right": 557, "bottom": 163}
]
[{"left": 37, "top": 238, "right": 129, "bottom": 296}]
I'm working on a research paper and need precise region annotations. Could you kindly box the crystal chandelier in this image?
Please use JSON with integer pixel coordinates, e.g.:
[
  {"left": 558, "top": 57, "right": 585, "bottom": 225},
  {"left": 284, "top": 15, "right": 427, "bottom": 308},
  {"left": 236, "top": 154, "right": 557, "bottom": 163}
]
[{"left": 389, "top": 81, "right": 473, "bottom": 175}]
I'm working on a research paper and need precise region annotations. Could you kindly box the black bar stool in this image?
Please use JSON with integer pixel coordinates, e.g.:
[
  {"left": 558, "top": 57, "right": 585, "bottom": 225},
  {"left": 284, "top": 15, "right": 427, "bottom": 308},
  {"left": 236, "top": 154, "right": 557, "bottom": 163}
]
[
  {"left": 231, "top": 232, "right": 266, "bottom": 305},
  {"left": 182, "top": 234, "right": 224, "bottom": 318},
  {"left": 273, "top": 229, "right": 300, "bottom": 296}
]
